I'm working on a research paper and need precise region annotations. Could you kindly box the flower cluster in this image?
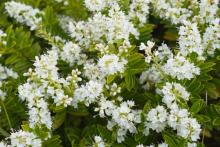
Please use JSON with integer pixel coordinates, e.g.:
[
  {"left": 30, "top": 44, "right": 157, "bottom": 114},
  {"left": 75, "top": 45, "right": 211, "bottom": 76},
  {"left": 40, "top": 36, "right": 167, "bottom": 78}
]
[
  {"left": 162, "top": 54, "right": 200, "bottom": 80},
  {"left": 5, "top": 1, "right": 43, "bottom": 30},
  {"left": 0, "top": 130, "right": 42, "bottom": 147},
  {"left": 96, "top": 99, "right": 141, "bottom": 143},
  {"left": 178, "top": 21, "right": 204, "bottom": 59},
  {"left": 161, "top": 82, "right": 190, "bottom": 107},
  {"left": 145, "top": 104, "right": 201, "bottom": 143},
  {"left": 129, "top": 0, "right": 150, "bottom": 24},
  {"left": 68, "top": 4, "right": 139, "bottom": 48}
]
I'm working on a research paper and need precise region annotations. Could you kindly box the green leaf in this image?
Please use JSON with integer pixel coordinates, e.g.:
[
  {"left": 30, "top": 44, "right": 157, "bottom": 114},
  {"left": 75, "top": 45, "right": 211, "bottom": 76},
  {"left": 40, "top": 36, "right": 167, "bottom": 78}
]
[
  {"left": 195, "top": 115, "right": 211, "bottom": 124},
  {"left": 214, "top": 105, "right": 220, "bottom": 115},
  {"left": 52, "top": 110, "right": 66, "bottom": 129},
  {"left": 206, "top": 82, "right": 220, "bottom": 99},
  {"left": 125, "top": 74, "right": 136, "bottom": 91},
  {"left": 0, "top": 128, "right": 9, "bottom": 137},
  {"left": 138, "top": 24, "right": 154, "bottom": 43},
  {"left": 213, "top": 117, "right": 220, "bottom": 126},
  {"left": 143, "top": 101, "right": 151, "bottom": 113},
  {"left": 107, "top": 74, "right": 117, "bottom": 84},
  {"left": 190, "top": 99, "right": 205, "bottom": 114},
  {"left": 163, "top": 134, "right": 177, "bottom": 147},
  {"left": 65, "top": 127, "right": 81, "bottom": 145},
  {"left": 126, "top": 53, "right": 147, "bottom": 75},
  {"left": 97, "top": 125, "right": 111, "bottom": 140},
  {"left": 43, "top": 135, "right": 62, "bottom": 147},
  {"left": 134, "top": 133, "right": 143, "bottom": 141},
  {"left": 33, "top": 125, "right": 50, "bottom": 139}
]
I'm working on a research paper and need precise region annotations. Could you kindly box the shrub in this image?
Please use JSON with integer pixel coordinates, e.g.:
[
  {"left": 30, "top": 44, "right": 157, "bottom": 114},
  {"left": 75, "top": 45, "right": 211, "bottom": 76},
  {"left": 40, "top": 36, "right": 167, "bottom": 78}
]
[{"left": 0, "top": 0, "right": 219, "bottom": 146}]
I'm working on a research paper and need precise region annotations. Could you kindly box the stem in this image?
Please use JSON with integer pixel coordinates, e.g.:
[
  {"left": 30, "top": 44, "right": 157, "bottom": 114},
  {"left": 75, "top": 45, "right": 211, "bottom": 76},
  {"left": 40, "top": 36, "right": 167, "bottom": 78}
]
[
  {"left": 1, "top": 100, "right": 12, "bottom": 128},
  {"left": 202, "top": 128, "right": 205, "bottom": 144}
]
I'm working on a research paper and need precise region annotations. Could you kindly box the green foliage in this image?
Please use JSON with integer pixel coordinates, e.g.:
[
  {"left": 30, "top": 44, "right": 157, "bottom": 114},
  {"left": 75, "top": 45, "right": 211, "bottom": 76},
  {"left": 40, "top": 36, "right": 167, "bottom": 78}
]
[{"left": 0, "top": 26, "right": 41, "bottom": 72}]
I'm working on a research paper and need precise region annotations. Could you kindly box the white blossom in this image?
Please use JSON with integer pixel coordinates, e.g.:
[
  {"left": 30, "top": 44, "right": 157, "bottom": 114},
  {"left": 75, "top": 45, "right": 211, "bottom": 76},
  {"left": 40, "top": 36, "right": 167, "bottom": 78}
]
[
  {"left": 161, "top": 82, "right": 190, "bottom": 107},
  {"left": 177, "top": 117, "right": 201, "bottom": 141},
  {"left": 158, "top": 143, "right": 168, "bottom": 147},
  {"left": 93, "top": 136, "right": 105, "bottom": 147},
  {"left": 73, "top": 80, "right": 103, "bottom": 106},
  {"left": 139, "top": 66, "right": 162, "bottom": 89},
  {"left": 168, "top": 104, "right": 201, "bottom": 141},
  {"left": 105, "top": 83, "right": 121, "bottom": 96},
  {"left": 203, "top": 19, "right": 220, "bottom": 56},
  {"left": 68, "top": 6, "right": 139, "bottom": 48},
  {"left": 145, "top": 105, "right": 168, "bottom": 133},
  {"left": 9, "top": 130, "right": 42, "bottom": 147},
  {"left": 155, "top": 43, "right": 173, "bottom": 61},
  {"left": 60, "top": 41, "right": 86, "bottom": 65},
  {"left": 84, "top": 0, "right": 117, "bottom": 12},
  {"left": 129, "top": 0, "right": 150, "bottom": 24},
  {"left": 83, "top": 60, "right": 103, "bottom": 80},
  {"left": 178, "top": 21, "right": 204, "bottom": 59},
  {"left": 162, "top": 54, "right": 200, "bottom": 80},
  {"left": 33, "top": 50, "right": 59, "bottom": 80},
  {"left": 195, "top": 0, "right": 219, "bottom": 24},
  {"left": 5, "top": 1, "right": 43, "bottom": 30},
  {"left": 151, "top": 0, "right": 193, "bottom": 24},
  {"left": 98, "top": 54, "right": 127, "bottom": 76}
]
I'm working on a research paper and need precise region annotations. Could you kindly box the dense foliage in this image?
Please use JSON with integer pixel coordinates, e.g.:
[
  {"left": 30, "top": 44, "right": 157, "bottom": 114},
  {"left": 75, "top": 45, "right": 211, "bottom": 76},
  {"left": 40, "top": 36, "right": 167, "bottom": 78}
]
[{"left": 0, "top": 0, "right": 219, "bottom": 146}]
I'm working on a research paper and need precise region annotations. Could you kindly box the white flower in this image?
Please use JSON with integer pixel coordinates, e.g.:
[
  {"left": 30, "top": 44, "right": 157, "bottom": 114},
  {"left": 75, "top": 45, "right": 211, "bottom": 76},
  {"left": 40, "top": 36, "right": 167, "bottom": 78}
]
[
  {"left": 146, "top": 105, "right": 168, "bottom": 133},
  {"left": 155, "top": 43, "right": 173, "bottom": 61},
  {"left": 167, "top": 104, "right": 201, "bottom": 141},
  {"left": 139, "top": 66, "right": 162, "bottom": 89},
  {"left": 29, "top": 98, "right": 52, "bottom": 129},
  {"left": 74, "top": 80, "right": 103, "bottom": 106},
  {"left": 85, "top": 0, "right": 107, "bottom": 12},
  {"left": 196, "top": 0, "right": 219, "bottom": 24},
  {"left": 9, "top": 130, "right": 42, "bottom": 147},
  {"left": 187, "top": 142, "right": 197, "bottom": 147},
  {"left": 162, "top": 54, "right": 200, "bottom": 80},
  {"left": 95, "top": 97, "right": 116, "bottom": 117},
  {"left": 111, "top": 101, "right": 141, "bottom": 142},
  {"left": 177, "top": 117, "right": 201, "bottom": 141},
  {"left": 52, "top": 89, "right": 73, "bottom": 107},
  {"left": 129, "top": 0, "right": 151, "bottom": 24},
  {"left": 151, "top": 0, "right": 194, "bottom": 24},
  {"left": 34, "top": 50, "right": 59, "bottom": 80},
  {"left": 68, "top": 7, "right": 139, "bottom": 47},
  {"left": 93, "top": 136, "right": 105, "bottom": 147},
  {"left": 158, "top": 143, "right": 168, "bottom": 147},
  {"left": 168, "top": 103, "right": 189, "bottom": 129},
  {"left": 139, "top": 41, "right": 155, "bottom": 63},
  {"left": 203, "top": 19, "right": 220, "bottom": 56},
  {"left": 96, "top": 99, "right": 141, "bottom": 143},
  {"left": 60, "top": 41, "right": 86, "bottom": 65},
  {"left": 0, "top": 142, "right": 8, "bottom": 147},
  {"left": 161, "top": 82, "right": 190, "bottom": 107},
  {"left": 5, "top": 1, "right": 43, "bottom": 30},
  {"left": 106, "top": 83, "right": 121, "bottom": 96},
  {"left": 98, "top": 54, "right": 127, "bottom": 76},
  {"left": 178, "top": 21, "right": 204, "bottom": 59},
  {"left": 58, "top": 15, "right": 74, "bottom": 33},
  {"left": 83, "top": 60, "right": 103, "bottom": 80},
  {"left": 18, "top": 82, "right": 52, "bottom": 129}
]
